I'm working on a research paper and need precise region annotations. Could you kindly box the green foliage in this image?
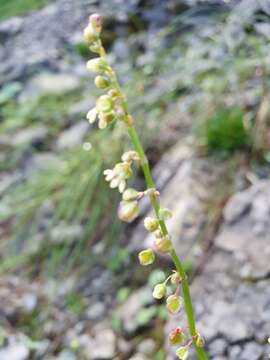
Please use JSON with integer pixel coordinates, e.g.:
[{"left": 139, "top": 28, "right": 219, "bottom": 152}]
[
  {"left": 0, "top": 0, "right": 48, "bottom": 21},
  {"left": 204, "top": 108, "right": 250, "bottom": 153},
  {"left": 64, "top": 293, "right": 86, "bottom": 315}
]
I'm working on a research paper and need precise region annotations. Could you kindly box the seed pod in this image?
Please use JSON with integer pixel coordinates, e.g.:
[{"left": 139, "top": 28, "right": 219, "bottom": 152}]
[
  {"left": 95, "top": 75, "right": 110, "bottom": 89},
  {"left": 169, "top": 327, "right": 186, "bottom": 345},
  {"left": 152, "top": 283, "right": 166, "bottom": 299},
  {"left": 144, "top": 217, "right": 159, "bottom": 232},
  {"left": 176, "top": 346, "right": 189, "bottom": 360},
  {"left": 138, "top": 249, "right": 155, "bottom": 266},
  {"left": 195, "top": 333, "right": 205, "bottom": 348},
  {"left": 154, "top": 236, "right": 172, "bottom": 253},
  {"left": 118, "top": 200, "right": 139, "bottom": 223},
  {"left": 122, "top": 188, "right": 139, "bottom": 201},
  {"left": 166, "top": 294, "right": 182, "bottom": 314},
  {"left": 86, "top": 58, "right": 108, "bottom": 73}
]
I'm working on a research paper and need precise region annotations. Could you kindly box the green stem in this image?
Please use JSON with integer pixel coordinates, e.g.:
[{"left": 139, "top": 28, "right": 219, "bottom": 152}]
[
  {"left": 127, "top": 125, "right": 209, "bottom": 360},
  {"left": 99, "top": 44, "right": 208, "bottom": 360}
]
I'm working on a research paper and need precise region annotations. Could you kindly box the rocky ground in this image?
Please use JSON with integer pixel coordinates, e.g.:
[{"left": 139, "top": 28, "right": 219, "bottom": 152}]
[{"left": 0, "top": 0, "right": 270, "bottom": 359}]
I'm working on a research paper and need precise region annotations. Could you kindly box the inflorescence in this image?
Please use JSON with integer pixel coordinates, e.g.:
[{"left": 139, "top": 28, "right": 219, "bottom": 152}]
[{"left": 83, "top": 14, "right": 208, "bottom": 360}]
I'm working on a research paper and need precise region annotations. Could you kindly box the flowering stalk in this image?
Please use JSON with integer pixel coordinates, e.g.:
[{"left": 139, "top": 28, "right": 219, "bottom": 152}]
[{"left": 83, "top": 14, "right": 209, "bottom": 360}]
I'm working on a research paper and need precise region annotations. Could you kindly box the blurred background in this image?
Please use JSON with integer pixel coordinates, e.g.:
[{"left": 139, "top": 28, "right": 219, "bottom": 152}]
[{"left": 0, "top": 0, "right": 270, "bottom": 359}]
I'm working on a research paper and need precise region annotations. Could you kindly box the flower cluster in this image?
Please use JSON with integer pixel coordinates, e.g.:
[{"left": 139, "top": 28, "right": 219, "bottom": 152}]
[{"left": 83, "top": 14, "right": 207, "bottom": 360}]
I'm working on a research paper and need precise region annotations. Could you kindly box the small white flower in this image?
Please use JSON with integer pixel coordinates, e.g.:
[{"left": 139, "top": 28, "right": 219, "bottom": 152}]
[
  {"left": 104, "top": 162, "right": 132, "bottom": 193},
  {"left": 87, "top": 108, "right": 97, "bottom": 123}
]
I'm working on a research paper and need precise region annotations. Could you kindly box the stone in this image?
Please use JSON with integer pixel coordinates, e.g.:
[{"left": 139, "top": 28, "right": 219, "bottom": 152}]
[
  {"left": 22, "top": 72, "right": 81, "bottom": 98},
  {"left": 86, "top": 302, "right": 105, "bottom": 321},
  {"left": 0, "top": 343, "right": 29, "bottom": 360},
  {"left": 137, "top": 339, "right": 155, "bottom": 355},
  {"left": 12, "top": 126, "right": 48, "bottom": 147},
  {"left": 50, "top": 223, "right": 83, "bottom": 244},
  {"left": 80, "top": 324, "right": 116, "bottom": 359},
  {"left": 216, "top": 180, "right": 270, "bottom": 278},
  {"left": 56, "top": 121, "right": 89, "bottom": 150}
]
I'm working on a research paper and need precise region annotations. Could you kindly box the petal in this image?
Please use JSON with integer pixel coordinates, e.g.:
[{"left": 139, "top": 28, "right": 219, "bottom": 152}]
[
  {"left": 87, "top": 107, "right": 97, "bottom": 123},
  {"left": 118, "top": 180, "right": 126, "bottom": 193},
  {"left": 110, "top": 178, "right": 119, "bottom": 188}
]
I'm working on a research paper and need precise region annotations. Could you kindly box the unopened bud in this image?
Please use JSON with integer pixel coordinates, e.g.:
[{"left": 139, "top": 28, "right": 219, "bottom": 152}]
[
  {"left": 152, "top": 283, "right": 166, "bottom": 299},
  {"left": 144, "top": 217, "right": 159, "bottom": 232},
  {"left": 159, "top": 207, "right": 173, "bottom": 220},
  {"left": 89, "top": 13, "right": 102, "bottom": 34},
  {"left": 83, "top": 25, "right": 98, "bottom": 43},
  {"left": 86, "top": 58, "right": 108, "bottom": 73},
  {"left": 96, "top": 95, "right": 113, "bottom": 113},
  {"left": 138, "top": 249, "right": 155, "bottom": 266},
  {"left": 95, "top": 75, "right": 110, "bottom": 89},
  {"left": 169, "top": 328, "right": 186, "bottom": 345},
  {"left": 122, "top": 188, "right": 139, "bottom": 201},
  {"left": 121, "top": 151, "right": 140, "bottom": 163},
  {"left": 118, "top": 200, "right": 139, "bottom": 223},
  {"left": 98, "top": 112, "right": 115, "bottom": 127},
  {"left": 166, "top": 294, "right": 182, "bottom": 314},
  {"left": 171, "top": 272, "right": 181, "bottom": 285},
  {"left": 195, "top": 333, "right": 205, "bottom": 348},
  {"left": 176, "top": 346, "right": 189, "bottom": 360},
  {"left": 108, "top": 89, "right": 121, "bottom": 99},
  {"left": 154, "top": 236, "right": 172, "bottom": 253}
]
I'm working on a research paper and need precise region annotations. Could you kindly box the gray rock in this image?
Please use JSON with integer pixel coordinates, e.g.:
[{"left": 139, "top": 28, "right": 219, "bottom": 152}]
[
  {"left": 12, "top": 126, "right": 48, "bottom": 146},
  {"left": 22, "top": 72, "right": 81, "bottom": 98},
  {"left": 50, "top": 223, "right": 83, "bottom": 244},
  {"left": 79, "top": 324, "right": 116, "bottom": 359},
  {"left": 240, "top": 342, "right": 263, "bottom": 360},
  {"left": 209, "top": 338, "right": 227, "bottom": 356},
  {"left": 216, "top": 181, "right": 270, "bottom": 278},
  {"left": 137, "top": 339, "right": 155, "bottom": 355},
  {"left": 86, "top": 302, "right": 105, "bottom": 321},
  {"left": 56, "top": 121, "right": 89, "bottom": 150},
  {"left": 0, "top": 343, "right": 29, "bottom": 360}
]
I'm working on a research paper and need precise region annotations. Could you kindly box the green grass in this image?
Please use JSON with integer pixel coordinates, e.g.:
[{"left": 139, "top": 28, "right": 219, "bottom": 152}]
[
  {"left": 204, "top": 108, "right": 250, "bottom": 154},
  {"left": 0, "top": 0, "right": 49, "bottom": 21}
]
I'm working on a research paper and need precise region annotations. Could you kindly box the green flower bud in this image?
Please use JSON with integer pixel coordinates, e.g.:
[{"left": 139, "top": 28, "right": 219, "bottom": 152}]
[
  {"left": 96, "top": 95, "right": 113, "bottom": 113},
  {"left": 154, "top": 236, "right": 172, "bottom": 253},
  {"left": 158, "top": 207, "right": 173, "bottom": 220},
  {"left": 144, "top": 217, "right": 159, "bottom": 232},
  {"left": 83, "top": 25, "right": 98, "bottom": 43},
  {"left": 195, "top": 333, "right": 205, "bottom": 348},
  {"left": 176, "top": 346, "right": 189, "bottom": 360},
  {"left": 89, "top": 13, "right": 102, "bottom": 34},
  {"left": 152, "top": 283, "right": 166, "bottom": 299},
  {"left": 98, "top": 112, "right": 115, "bottom": 128},
  {"left": 94, "top": 75, "right": 110, "bottom": 89},
  {"left": 138, "top": 249, "right": 155, "bottom": 266},
  {"left": 86, "top": 58, "right": 108, "bottom": 73},
  {"left": 122, "top": 188, "right": 139, "bottom": 201},
  {"left": 169, "top": 328, "right": 186, "bottom": 345},
  {"left": 171, "top": 272, "right": 181, "bottom": 285},
  {"left": 118, "top": 200, "right": 139, "bottom": 223},
  {"left": 166, "top": 294, "right": 182, "bottom": 314}
]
